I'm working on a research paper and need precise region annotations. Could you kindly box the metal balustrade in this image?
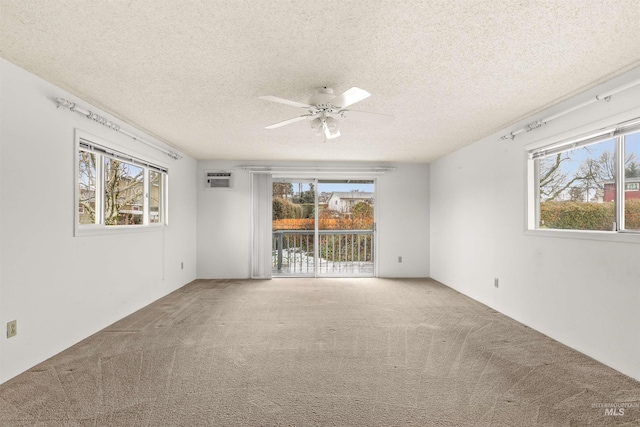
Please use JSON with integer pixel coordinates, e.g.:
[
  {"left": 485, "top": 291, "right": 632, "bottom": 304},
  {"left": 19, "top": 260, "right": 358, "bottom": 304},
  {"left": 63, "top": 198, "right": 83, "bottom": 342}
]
[{"left": 272, "top": 229, "right": 374, "bottom": 276}]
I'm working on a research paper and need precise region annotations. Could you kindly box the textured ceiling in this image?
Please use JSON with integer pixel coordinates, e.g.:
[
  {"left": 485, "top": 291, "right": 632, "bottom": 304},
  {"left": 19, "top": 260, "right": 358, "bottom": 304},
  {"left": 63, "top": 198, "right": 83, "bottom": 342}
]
[{"left": 1, "top": 1, "right": 639, "bottom": 163}]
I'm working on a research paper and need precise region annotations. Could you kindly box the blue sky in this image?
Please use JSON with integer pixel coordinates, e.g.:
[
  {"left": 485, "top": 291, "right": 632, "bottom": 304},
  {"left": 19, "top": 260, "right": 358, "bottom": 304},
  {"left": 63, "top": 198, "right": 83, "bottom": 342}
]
[
  {"left": 560, "top": 139, "right": 615, "bottom": 177},
  {"left": 559, "top": 132, "right": 640, "bottom": 178},
  {"left": 548, "top": 132, "right": 640, "bottom": 201},
  {"left": 318, "top": 182, "right": 374, "bottom": 193},
  {"left": 283, "top": 181, "right": 374, "bottom": 195}
]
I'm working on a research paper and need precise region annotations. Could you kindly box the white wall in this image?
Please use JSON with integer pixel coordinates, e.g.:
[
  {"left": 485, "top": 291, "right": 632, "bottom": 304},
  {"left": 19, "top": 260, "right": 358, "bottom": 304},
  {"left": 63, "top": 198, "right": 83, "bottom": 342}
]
[
  {"left": 197, "top": 161, "right": 253, "bottom": 279},
  {"left": 197, "top": 161, "right": 430, "bottom": 279},
  {"left": 0, "top": 59, "right": 198, "bottom": 383},
  {"left": 377, "top": 163, "right": 430, "bottom": 277},
  {"left": 430, "top": 67, "right": 640, "bottom": 381}
]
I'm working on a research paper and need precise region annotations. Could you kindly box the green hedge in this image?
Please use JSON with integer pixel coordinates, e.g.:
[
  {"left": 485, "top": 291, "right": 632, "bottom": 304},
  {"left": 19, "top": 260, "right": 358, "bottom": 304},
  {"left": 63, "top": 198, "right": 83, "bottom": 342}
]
[
  {"left": 273, "top": 197, "right": 303, "bottom": 220},
  {"left": 625, "top": 199, "right": 640, "bottom": 229},
  {"left": 540, "top": 199, "right": 640, "bottom": 230}
]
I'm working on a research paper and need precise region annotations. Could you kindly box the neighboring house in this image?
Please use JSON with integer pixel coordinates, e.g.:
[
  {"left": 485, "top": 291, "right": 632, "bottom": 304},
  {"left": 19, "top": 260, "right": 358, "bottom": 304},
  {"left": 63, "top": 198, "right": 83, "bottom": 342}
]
[
  {"left": 326, "top": 191, "right": 373, "bottom": 213},
  {"left": 593, "top": 188, "right": 605, "bottom": 203},
  {"left": 317, "top": 192, "right": 331, "bottom": 203},
  {"left": 603, "top": 177, "right": 640, "bottom": 202}
]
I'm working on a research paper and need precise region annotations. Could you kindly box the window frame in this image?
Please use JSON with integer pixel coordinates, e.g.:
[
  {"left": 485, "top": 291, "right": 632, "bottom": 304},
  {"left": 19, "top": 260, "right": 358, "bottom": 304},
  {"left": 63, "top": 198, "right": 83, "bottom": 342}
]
[
  {"left": 74, "top": 130, "right": 168, "bottom": 236},
  {"left": 625, "top": 182, "right": 640, "bottom": 191},
  {"left": 526, "top": 110, "right": 640, "bottom": 242}
]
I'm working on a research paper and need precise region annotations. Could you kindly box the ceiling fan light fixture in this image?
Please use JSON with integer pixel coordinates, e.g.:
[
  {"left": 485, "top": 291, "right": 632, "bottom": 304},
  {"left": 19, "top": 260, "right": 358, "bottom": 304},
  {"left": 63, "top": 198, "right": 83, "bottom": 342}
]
[
  {"left": 310, "top": 116, "right": 340, "bottom": 139},
  {"left": 322, "top": 118, "right": 341, "bottom": 140},
  {"left": 325, "top": 116, "right": 339, "bottom": 133},
  {"left": 310, "top": 117, "right": 323, "bottom": 134}
]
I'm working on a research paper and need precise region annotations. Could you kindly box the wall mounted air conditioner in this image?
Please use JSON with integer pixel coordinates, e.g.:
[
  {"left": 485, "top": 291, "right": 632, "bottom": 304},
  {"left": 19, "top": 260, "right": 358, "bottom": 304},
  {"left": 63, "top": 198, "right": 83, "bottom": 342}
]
[{"left": 204, "top": 171, "right": 233, "bottom": 189}]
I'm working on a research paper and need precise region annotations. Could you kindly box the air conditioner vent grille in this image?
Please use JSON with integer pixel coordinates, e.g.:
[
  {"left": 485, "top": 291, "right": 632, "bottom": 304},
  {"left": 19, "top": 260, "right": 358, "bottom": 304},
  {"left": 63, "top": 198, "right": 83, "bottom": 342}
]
[{"left": 204, "top": 170, "right": 233, "bottom": 189}]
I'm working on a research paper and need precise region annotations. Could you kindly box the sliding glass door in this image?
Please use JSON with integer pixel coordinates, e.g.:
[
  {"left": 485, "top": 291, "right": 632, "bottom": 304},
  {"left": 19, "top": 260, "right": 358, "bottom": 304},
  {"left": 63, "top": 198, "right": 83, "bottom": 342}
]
[
  {"left": 272, "top": 178, "right": 375, "bottom": 277},
  {"left": 272, "top": 179, "right": 316, "bottom": 276},
  {"left": 317, "top": 180, "right": 375, "bottom": 277}
]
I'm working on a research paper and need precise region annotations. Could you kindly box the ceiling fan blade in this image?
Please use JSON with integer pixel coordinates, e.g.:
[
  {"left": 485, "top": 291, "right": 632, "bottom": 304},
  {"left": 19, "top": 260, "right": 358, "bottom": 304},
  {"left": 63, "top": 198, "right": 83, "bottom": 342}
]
[
  {"left": 259, "top": 95, "right": 311, "bottom": 109},
  {"left": 322, "top": 120, "right": 341, "bottom": 139},
  {"left": 265, "top": 115, "right": 311, "bottom": 129},
  {"left": 331, "top": 87, "right": 371, "bottom": 108},
  {"left": 340, "top": 109, "right": 394, "bottom": 124}
]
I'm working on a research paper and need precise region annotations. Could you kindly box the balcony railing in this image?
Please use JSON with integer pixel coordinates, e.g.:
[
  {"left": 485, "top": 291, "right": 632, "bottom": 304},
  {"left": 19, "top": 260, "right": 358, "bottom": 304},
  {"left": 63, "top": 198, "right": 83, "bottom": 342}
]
[{"left": 272, "top": 229, "right": 374, "bottom": 276}]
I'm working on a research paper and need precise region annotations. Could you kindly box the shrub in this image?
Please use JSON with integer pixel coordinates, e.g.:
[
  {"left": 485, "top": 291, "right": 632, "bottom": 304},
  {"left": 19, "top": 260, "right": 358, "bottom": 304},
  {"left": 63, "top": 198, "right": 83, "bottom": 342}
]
[
  {"left": 540, "top": 199, "right": 640, "bottom": 231},
  {"left": 625, "top": 199, "right": 640, "bottom": 230},
  {"left": 539, "top": 201, "right": 615, "bottom": 231},
  {"left": 272, "top": 197, "right": 303, "bottom": 220}
]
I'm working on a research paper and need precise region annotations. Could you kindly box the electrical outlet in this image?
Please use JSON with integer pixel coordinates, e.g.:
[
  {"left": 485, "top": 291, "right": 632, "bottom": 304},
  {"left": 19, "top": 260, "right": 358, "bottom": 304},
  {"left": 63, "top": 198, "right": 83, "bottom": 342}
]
[
  {"left": 494, "top": 278, "right": 499, "bottom": 288},
  {"left": 7, "top": 320, "right": 17, "bottom": 338},
  {"left": 398, "top": 256, "right": 403, "bottom": 263},
  {"left": 181, "top": 262, "right": 184, "bottom": 270}
]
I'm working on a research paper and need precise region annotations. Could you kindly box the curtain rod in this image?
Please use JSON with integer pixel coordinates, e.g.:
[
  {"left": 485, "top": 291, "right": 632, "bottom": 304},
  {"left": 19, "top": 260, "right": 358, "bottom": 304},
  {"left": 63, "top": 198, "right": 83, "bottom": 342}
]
[
  {"left": 55, "top": 98, "right": 182, "bottom": 160},
  {"left": 499, "top": 77, "right": 640, "bottom": 142},
  {"left": 238, "top": 166, "right": 394, "bottom": 174}
]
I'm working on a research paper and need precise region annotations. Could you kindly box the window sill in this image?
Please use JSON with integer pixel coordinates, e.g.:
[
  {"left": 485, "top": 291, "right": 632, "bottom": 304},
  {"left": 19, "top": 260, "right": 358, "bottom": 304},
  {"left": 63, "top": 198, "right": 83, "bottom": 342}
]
[
  {"left": 74, "top": 224, "right": 167, "bottom": 237},
  {"left": 525, "top": 228, "right": 640, "bottom": 244}
]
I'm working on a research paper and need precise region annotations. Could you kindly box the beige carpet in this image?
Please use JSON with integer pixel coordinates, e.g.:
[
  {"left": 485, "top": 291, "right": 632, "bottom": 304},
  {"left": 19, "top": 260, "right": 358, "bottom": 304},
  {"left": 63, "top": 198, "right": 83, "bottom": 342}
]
[{"left": 0, "top": 278, "right": 638, "bottom": 426}]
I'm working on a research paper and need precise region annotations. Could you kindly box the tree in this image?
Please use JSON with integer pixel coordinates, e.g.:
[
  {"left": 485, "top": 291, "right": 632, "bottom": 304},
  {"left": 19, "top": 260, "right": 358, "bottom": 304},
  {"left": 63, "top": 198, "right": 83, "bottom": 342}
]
[
  {"left": 318, "top": 208, "right": 340, "bottom": 221},
  {"left": 576, "top": 155, "right": 606, "bottom": 202},
  {"left": 273, "top": 182, "right": 293, "bottom": 199},
  {"left": 78, "top": 154, "right": 144, "bottom": 225},
  {"left": 78, "top": 152, "right": 97, "bottom": 223},
  {"left": 351, "top": 201, "right": 374, "bottom": 230},
  {"left": 351, "top": 201, "right": 373, "bottom": 219},
  {"left": 568, "top": 187, "right": 585, "bottom": 202},
  {"left": 297, "top": 183, "right": 315, "bottom": 204},
  {"left": 104, "top": 159, "right": 144, "bottom": 225},
  {"left": 594, "top": 150, "right": 617, "bottom": 182},
  {"left": 575, "top": 151, "right": 639, "bottom": 198},
  {"left": 539, "top": 153, "right": 581, "bottom": 201},
  {"left": 626, "top": 159, "right": 640, "bottom": 178}
]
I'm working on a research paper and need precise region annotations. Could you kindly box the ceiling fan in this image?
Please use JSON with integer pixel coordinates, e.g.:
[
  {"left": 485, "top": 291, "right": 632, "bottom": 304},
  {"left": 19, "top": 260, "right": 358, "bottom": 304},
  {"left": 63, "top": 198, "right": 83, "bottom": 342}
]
[{"left": 259, "top": 87, "right": 392, "bottom": 140}]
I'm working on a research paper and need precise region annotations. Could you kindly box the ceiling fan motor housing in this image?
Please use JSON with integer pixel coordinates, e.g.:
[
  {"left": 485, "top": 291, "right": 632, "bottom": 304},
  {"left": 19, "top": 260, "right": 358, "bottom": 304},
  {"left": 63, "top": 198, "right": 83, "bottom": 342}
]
[{"left": 308, "top": 87, "right": 337, "bottom": 107}]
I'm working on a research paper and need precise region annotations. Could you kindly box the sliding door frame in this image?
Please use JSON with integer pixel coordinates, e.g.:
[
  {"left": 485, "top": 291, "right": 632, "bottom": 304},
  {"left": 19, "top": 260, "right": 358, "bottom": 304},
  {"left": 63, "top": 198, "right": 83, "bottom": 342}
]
[{"left": 270, "top": 173, "right": 378, "bottom": 278}]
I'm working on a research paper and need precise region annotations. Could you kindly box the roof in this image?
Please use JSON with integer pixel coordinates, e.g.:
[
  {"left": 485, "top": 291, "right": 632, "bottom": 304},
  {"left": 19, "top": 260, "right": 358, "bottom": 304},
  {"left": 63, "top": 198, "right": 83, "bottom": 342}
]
[{"left": 329, "top": 192, "right": 373, "bottom": 199}]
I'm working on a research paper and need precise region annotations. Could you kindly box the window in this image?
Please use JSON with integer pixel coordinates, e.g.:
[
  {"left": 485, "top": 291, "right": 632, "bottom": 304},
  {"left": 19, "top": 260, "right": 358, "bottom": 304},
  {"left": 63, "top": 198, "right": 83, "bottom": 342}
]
[
  {"left": 76, "top": 131, "right": 168, "bottom": 234},
  {"left": 104, "top": 158, "right": 144, "bottom": 225},
  {"left": 529, "top": 117, "right": 640, "bottom": 233},
  {"left": 149, "top": 170, "right": 163, "bottom": 224},
  {"left": 623, "top": 131, "right": 640, "bottom": 231}
]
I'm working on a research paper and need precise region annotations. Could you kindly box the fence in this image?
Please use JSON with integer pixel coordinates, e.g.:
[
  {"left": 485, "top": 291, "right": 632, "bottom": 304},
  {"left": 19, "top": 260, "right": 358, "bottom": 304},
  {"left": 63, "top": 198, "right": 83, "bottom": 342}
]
[
  {"left": 272, "top": 218, "right": 374, "bottom": 230},
  {"left": 272, "top": 229, "right": 374, "bottom": 275}
]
